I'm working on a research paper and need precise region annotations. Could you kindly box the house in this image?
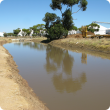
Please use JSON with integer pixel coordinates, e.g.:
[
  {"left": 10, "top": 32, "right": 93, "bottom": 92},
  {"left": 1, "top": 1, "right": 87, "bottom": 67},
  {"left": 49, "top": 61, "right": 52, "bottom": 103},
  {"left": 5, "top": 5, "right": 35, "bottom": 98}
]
[
  {"left": 106, "top": 28, "right": 110, "bottom": 34},
  {"left": 68, "top": 30, "right": 82, "bottom": 35},
  {"left": 0, "top": 32, "right": 5, "bottom": 37},
  {"left": 93, "top": 24, "right": 109, "bottom": 35}
]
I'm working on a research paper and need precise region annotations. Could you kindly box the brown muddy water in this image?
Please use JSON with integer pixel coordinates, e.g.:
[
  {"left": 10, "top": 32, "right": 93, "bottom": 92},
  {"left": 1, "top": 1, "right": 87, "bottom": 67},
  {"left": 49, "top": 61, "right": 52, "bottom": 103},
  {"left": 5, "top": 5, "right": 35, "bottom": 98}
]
[{"left": 3, "top": 42, "right": 110, "bottom": 110}]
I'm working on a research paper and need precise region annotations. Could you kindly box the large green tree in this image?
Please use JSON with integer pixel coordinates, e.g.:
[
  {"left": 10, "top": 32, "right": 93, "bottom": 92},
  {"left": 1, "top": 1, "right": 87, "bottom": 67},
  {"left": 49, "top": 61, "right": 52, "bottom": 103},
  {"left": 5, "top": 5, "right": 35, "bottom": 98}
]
[
  {"left": 42, "top": 0, "right": 88, "bottom": 40},
  {"left": 49, "top": 0, "right": 88, "bottom": 28},
  {"left": 62, "top": 8, "right": 74, "bottom": 31}
]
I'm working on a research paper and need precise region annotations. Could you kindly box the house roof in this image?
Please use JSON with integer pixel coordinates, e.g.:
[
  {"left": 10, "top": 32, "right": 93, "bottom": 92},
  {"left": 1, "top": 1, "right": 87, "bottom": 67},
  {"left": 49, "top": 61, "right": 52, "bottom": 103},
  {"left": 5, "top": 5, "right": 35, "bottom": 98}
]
[{"left": 97, "top": 24, "right": 108, "bottom": 30}]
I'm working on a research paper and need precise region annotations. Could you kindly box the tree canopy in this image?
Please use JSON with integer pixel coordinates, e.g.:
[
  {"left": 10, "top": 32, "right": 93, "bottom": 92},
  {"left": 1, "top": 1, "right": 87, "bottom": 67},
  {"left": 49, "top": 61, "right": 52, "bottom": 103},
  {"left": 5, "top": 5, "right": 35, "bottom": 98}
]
[
  {"left": 13, "top": 28, "right": 21, "bottom": 36},
  {"left": 42, "top": 0, "right": 88, "bottom": 40},
  {"left": 30, "top": 24, "right": 46, "bottom": 36},
  {"left": 86, "top": 23, "right": 100, "bottom": 33}
]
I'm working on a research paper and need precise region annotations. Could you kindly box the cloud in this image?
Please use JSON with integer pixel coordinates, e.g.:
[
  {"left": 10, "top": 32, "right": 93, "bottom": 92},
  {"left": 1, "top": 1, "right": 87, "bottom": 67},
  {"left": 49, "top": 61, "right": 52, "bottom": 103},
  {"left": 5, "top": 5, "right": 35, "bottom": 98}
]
[
  {"left": 0, "top": 0, "right": 3, "bottom": 4},
  {"left": 107, "top": 0, "right": 110, "bottom": 4}
]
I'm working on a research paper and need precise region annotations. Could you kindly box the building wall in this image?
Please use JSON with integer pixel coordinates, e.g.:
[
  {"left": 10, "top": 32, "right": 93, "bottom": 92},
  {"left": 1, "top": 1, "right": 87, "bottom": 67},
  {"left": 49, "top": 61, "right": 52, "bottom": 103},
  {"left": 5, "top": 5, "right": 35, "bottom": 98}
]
[
  {"left": 68, "top": 30, "right": 82, "bottom": 35},
  {"left": 0, "top": 32, "right": 4, "bottom": 37},
  {"left": 106, "top": 29, "right": 110, "bottom": 34}
]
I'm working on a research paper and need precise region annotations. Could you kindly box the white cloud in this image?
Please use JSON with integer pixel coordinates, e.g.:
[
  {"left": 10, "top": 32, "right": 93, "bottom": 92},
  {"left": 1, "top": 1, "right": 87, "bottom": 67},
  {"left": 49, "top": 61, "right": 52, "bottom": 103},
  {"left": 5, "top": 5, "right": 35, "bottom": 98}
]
[
  {"left": 107, "top": 0, "right": 110, "bottom": 4},
  {"left": 0, "top": 0, "right": 3, "bottom": 4}
]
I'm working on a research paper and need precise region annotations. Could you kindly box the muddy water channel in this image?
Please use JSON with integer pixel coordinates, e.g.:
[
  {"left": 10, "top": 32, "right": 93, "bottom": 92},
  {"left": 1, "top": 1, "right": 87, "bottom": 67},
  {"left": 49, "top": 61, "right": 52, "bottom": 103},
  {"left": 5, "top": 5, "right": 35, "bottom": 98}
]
[{"left": 3, "top": 42, "right": 110, "bottom": 110}]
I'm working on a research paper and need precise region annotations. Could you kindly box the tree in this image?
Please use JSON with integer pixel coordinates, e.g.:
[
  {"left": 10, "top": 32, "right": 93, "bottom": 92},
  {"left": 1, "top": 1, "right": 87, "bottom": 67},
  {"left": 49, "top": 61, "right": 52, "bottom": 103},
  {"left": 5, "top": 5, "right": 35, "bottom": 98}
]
[
  {"left": 42, "top": 12, "right": 68, "bottom": 39},
  {"left": 13, "top": 28, "right": 21, "bottom": 36},
  {"left": 42, "top": 0, "right": 88, "bottom": 40},
  {"left": 72, "top": 25, "right": 78, "bottom": 31},
  {"left": 86, "top": 23, "right": 100, "bottom": 33},
  {"left": 78, "top": 27, "right": 81, "bottom": 31},
  {"left": 47, "top": 23, "right": 68, "bottom": 40},
  {"left": 27, "top": 29, "right": 31, "bottom": 36},
  {"left": 32, "top": 34, "right": 36, "bottom": 37},
  {"left": 35, "top": 24, "right": 45, "bottom": 31},
  {"left": 62, "top": 8, "right": 74, "bottom": 31},
  {"left": 7, "top": 33, "right": 13, "bottom": 37},
  {"left": 49, "top": 0, "right": 88, "bottom": 26},
  {"left": 4, "top": 33, "right": 8, "bottom": 37},
  {"left": 30, "top": 24, "right": 46, "bottom": 37},
  {"left": 42, "top": 12, "right": 58, "bottom": 31},
  {"left": 22, "top": 29, "right": 28, "bottom": 36}
]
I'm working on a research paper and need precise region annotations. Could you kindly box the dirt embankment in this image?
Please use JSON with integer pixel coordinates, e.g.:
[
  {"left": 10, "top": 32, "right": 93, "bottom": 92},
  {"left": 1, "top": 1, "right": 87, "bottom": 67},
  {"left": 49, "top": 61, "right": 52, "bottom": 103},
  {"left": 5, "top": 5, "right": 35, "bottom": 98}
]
[
  {"left": 0, "top": 40, "right": 49, "bottom": 110},
  {"left": 32, "top": 37, "right": 110, "bottom": 59}
]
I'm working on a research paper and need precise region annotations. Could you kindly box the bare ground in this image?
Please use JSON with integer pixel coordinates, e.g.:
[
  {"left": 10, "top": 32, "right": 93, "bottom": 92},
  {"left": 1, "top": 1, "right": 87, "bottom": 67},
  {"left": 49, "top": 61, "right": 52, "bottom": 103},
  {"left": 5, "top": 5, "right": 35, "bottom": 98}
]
[{"left": 0, "top": 39, "right": 49, "bottom": 110}]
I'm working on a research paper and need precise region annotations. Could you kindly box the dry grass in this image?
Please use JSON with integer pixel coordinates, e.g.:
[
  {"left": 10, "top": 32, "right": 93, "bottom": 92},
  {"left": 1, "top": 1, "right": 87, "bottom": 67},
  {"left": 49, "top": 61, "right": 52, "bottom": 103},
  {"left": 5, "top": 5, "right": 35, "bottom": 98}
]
[{"left": 61, "top": 38, "right": 110, "bottom": 50}]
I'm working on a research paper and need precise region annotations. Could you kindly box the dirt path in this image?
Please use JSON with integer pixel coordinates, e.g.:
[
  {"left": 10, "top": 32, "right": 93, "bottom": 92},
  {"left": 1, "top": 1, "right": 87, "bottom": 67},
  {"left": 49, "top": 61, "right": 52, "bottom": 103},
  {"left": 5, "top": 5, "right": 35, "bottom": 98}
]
[{"left": 0, "top": 40, "right": 49, "bottom": 110}]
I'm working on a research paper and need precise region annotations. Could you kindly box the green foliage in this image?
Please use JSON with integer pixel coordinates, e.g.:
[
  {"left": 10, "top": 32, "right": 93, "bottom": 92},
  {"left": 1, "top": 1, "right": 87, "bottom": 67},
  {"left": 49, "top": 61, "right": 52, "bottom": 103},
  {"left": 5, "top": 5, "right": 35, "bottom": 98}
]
[
  {"left": 4, "top": 33, "right": 8, "bottom": 37},
  {"left": 42, "top": 12, "right": 58, "bottom": 30},
  {"left": 22, "top": 28, "right": 31, "bottom": 36},
  {"left": 50, "top": 0, "right": 88, "bottom": 15},
  {"left": 30, "top": 24, "right": 46, "bottom": 36},
  {"left": 22, "top": 28, "right": 28, "bottom": 36},
  {"left": 13, "top": 34, "right": 17, "bottom": 37},
  {"left": 32, "top": 34, "right": 36, "bottom": 37},
  {"left": 62, "top": 8, "right": 74, "bottom": 31},
  {"left": 72, "top": 25, "right": 78, "bottom": 31},
  {"left": 26, "top": 29, "right": 31, "bottom": 36},
  {"left": 42, "top": 0, "right": 88, "bottom": 40},
  {"left": 13, "top": 28, "right": 21, "bottom": 36},
  {"left": 47, "top": 23, "right": 68, "bottom": 40},
  {"left": 86, "top": 23, "right": 100, "bottom": 33},
  {"left": 7, "top": 33, "right": 13, "bottom": 37},
  {"left": 78, "top": 28, "right": 81, "bottom": 31}
]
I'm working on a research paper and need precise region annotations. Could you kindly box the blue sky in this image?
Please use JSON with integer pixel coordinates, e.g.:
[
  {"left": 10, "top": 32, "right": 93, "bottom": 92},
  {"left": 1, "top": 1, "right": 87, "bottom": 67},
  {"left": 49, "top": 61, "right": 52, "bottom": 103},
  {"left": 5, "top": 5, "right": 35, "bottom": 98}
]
[{"left": 0, "top": 0, "right": 110, "bottom": 33}]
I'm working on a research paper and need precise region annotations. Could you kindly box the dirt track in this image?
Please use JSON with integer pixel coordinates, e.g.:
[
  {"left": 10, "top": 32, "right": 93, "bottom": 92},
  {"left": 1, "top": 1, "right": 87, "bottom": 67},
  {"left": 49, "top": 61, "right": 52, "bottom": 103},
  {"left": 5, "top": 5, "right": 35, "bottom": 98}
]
[{"left": 0, "top": 40, "right": 49, "bottom": 110}]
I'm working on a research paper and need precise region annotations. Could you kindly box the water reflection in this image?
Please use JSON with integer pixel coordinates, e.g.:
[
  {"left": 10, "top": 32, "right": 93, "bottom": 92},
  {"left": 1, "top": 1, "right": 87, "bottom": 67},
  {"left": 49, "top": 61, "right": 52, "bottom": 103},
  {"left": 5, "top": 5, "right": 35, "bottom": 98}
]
[
  {"left": 81, "top": 53, "right": 87, "bottom": 64},
  {"left": 14, "top": 42, "right": 47, "bottom": 51},
  {"left": 45, "top": 45, "right": 87, "bottom": 93},
  {"left": 52, "top": 72, "right": 87, "bottom": 93},
  {"left": 45, "top": 45, "right": 74, "bottom": 75}
]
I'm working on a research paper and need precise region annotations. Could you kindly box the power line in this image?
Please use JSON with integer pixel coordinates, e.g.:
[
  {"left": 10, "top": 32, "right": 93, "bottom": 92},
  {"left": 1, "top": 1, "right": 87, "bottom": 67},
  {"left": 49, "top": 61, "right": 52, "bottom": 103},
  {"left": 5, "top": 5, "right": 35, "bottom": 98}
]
[{"left": 92, "top": 21, "right": 110, "bottom": 24}]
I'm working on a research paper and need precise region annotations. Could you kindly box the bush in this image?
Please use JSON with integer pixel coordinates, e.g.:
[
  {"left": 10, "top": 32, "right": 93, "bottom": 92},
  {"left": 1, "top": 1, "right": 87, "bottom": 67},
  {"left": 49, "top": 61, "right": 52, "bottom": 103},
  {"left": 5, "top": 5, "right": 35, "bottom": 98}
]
[
  {"left": 46, "top": 23, "right": 68, "bottom": 40},
  {"left": 32, "top": 34, "right": 36, "bottom": 37},
  {"left": 4, "top": 33, "right": 8, "bottom": 37}
]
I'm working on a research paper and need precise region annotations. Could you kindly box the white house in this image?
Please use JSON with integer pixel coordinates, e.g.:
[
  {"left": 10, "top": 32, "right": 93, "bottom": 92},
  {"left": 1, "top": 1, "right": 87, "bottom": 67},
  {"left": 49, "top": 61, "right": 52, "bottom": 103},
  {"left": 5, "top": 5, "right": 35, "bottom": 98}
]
[
  {"left": 93, "top": 24, "right": 109, "bottom": 35},
  {"left": 0, "top": 32, "right": 4, "bottom": 37},
  {"left": 68, "top": 30, "right": 82, "bottom": 35},
  {"left": 106, "top": 28, "right": 110, "bottom": 34}
]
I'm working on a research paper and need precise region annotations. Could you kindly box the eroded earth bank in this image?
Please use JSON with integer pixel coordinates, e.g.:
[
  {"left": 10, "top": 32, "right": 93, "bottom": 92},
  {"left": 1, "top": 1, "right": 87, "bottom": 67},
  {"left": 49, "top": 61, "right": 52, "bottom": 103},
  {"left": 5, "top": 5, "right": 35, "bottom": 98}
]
[{"left": 0, "top": 40, "right": 49, "bottom": 110}]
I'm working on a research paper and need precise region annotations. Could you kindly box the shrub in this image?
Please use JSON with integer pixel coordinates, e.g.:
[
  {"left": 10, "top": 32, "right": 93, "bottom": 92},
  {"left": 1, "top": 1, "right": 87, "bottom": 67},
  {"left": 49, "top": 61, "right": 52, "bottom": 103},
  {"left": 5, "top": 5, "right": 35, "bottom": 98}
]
[
  {"left": 4, "top": 33, "right": 8, "bottom": 37},
  {"left": 46, "top": 23, "right": 68, "bottom": 40},
  {"left": 32, "top": 34, "right": 36, "bottom": 37}
]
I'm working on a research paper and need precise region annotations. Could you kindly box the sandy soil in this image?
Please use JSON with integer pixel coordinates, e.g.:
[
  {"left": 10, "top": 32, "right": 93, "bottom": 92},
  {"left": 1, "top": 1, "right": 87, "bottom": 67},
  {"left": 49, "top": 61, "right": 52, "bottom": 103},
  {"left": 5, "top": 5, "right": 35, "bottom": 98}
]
[{"left": 0, "top": 40, "right": 49, "bottom": 110}]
